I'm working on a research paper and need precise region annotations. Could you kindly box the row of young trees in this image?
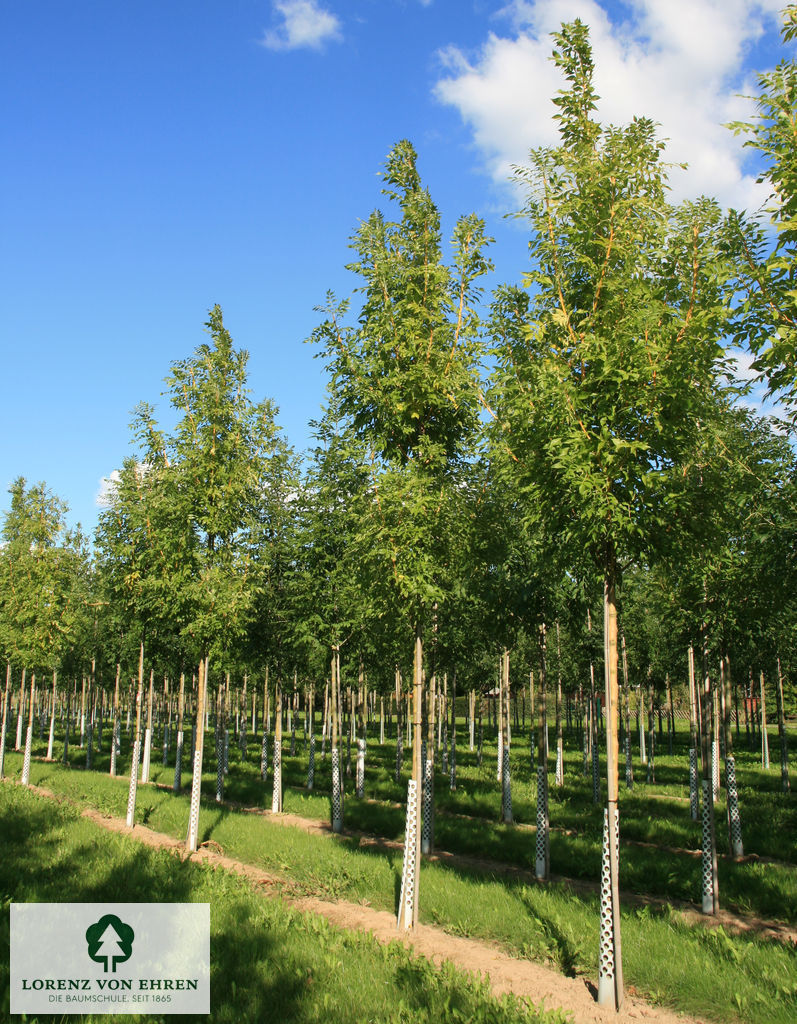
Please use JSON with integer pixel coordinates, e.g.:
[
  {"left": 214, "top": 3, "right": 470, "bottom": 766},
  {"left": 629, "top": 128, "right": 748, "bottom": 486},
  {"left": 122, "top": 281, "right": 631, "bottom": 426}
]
[{"left": 2, "top": 14, "right": 797, "bottom": 1013}]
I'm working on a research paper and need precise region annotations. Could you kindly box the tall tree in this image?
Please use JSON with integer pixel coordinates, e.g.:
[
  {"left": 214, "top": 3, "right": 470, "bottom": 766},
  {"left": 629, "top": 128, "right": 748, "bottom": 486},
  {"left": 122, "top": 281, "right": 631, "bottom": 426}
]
[
  {"left": 490, "top": 21, "right": 732, "bottom": 1009},
  {"left": 292, "top": 399, "right": 370, "bottom": 831},
  {"left": 312, "top": 139, "right": 492, "bottom": 928},
  {"left": 0, "top": 478, "right": 90, "bottom": 785},
  {"left": 728, "top": 4, "right": 797, "bottom": 426},
  {"left": 100, "top": 306, "right": 288, "bottom": 849}
]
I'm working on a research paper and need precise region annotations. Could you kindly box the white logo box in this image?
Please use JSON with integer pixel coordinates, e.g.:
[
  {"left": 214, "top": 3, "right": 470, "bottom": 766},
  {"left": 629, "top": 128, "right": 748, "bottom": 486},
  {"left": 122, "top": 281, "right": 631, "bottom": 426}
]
[{"left": 11, "top": 902, "right": 210, "bottom": 1015}]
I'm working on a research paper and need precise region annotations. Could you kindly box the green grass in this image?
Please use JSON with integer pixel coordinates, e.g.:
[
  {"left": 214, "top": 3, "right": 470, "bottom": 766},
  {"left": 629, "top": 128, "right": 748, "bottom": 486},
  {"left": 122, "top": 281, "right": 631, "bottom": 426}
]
[
  {"left": 4, "top": 737, "right": 797, "bottom": 1024},
  {"left": 0, "top": 782, "right": 567, "bottom": 1024}
]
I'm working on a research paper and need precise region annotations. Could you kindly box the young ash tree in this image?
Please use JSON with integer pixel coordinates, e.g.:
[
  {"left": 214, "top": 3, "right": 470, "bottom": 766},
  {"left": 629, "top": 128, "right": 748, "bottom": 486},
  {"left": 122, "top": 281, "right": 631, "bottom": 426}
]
[
  {"left": 490, "top": 21, "right": 732, "bottom": 1009},
  {"left": 292, "top": 398, "right": 371, "bottom": 831},
  {"left": 0, "top": 478, "right": 90, "bottom": 785},
  {"left": 728, "top": 3, "right": 797, "bottom": 427},
  {"left": 312, "top": 139, "right": 492, "bottom": 929},
  {"left": 100, "top": 306, "right": 288, "bottom": 849}
]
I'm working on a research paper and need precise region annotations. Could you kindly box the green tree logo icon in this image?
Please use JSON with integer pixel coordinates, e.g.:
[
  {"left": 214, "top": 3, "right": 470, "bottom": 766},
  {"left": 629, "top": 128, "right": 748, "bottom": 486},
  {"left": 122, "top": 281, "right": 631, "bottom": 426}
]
[{"left": 86, "top": 914, "right": 135, "bottom": 973}]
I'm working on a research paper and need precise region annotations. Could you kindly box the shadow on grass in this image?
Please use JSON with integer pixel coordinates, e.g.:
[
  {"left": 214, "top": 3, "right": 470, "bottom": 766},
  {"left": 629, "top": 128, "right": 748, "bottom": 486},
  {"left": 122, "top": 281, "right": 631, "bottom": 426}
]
[{"left": 0, "top": 786, "right": 340, "bottom": 1024}]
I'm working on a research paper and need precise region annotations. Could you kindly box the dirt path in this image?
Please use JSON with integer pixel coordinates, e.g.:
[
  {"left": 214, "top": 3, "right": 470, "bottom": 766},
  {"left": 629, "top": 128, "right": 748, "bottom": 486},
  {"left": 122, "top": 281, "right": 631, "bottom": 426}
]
[{"left": 24, "top": 782, "right": 710, "bottom": 1024}]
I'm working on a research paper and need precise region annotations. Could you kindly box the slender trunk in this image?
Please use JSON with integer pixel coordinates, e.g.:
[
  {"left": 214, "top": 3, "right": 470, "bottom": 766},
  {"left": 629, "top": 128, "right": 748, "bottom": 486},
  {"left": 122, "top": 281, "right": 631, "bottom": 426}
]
[
  {"left": 330, "top": 650, "right": 342, "bottom": 830},
  {"left": 162, "top": 675, "right": 171, "bottom": 767},
  {"left": 723, "top": 654, "right": 743, "bottom": 856},
  {"left": 621, "top": 634, "right": 633, "bottom": 790},
  {"left": 414, "top": 627, "right": 422, "bottom": 910},
  {"left": 687, "top": 644, "right": 700, "bottom": 821},
  {"left": 186, "top": 654, "right": 207, "bottom": 850},
  {"left": 356, "top": 659, "right": 366, "bottom": 800},
  {"left": 760, "top": 671, "right": 770, "bottom": 769},
  {"left": 699, "top": 633, "right": 719, "bottom": 915},
  {"left": 173, "top": 671, "right": 185, "bottom": 792},
  {"left": 0, "top": 664, "right": 10, "bottom": 778},
  {"left": 215, "top": 675, "right": 227, "bottom": 804},
  {"left": 110, "top": 663, "right": 121, "bottom": 777},
  {"left": 555, "top": 622, "right": 564, "bottom": 787},
  {"left": 394, "top": 667, "right": 403, "bottom": 782},
  {"left": 21, "top": 672, "right": 36, "bottom": 785},
  {"left": 775, "top": 658, "right": 789, "bottom": 792},
  {"left": 501, "top": 649, "right": 513, "bottom": 824},
  {"left": 449, "top": 671, "right": 457, "bottom": 791},
  {"left": 666, "top": 673, "right": 674, "bottom": 756},
  {"left": 588, "top": 610, "right": 600, "bottom": 803},
  {"left": 127, "top": 642, "right": 145, "bottom": 829},
  {"left": 16, "top": 668, "right": 26, "bottom": 751},
  {"left": 535, "top": 627, "right": 550, "bottom": 881},
  {"left": 597, "top": 559, "right": 623, "bottom": 1011},
  {"left": 398, "top": 621, "right": 423, "bottom": 931},
  {"left": 263, "top": 668, "right": 270, "bottom": 734},
  {"left": 141, "top": 668, "right": 154, "bottom": 783},
  {"left": 46, "top": 669, "right": 58, "bottom": 761},
  {"left": 272, "top": 676, "right": 283, "bottom": 813},
  {"left": 421, "top": 664, "right": 435, "bottom": 854},
  {"left": 85, "top": 666, "right": 95, "bottom": 770},
  {"left": 307, "top": 683, "right": 316, "bottom": 790},
  {"left": 645, "top": 670, "right": 655, "bottom": 785},
  {"left": 712, "top": 673, "right": 721, "bottom": 801},
  {"left": 79, "top": 674, "right": 86, "bottom": 748},
  {"left": 496, "top": 662, "right": 503, "bottom": 783}
]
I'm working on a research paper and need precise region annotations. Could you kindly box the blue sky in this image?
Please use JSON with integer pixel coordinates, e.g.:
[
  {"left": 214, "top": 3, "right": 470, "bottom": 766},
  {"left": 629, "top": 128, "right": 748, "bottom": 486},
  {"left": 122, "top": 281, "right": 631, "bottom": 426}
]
[{"left": 1, "top": 0, "right": 789, "bottom": 537}]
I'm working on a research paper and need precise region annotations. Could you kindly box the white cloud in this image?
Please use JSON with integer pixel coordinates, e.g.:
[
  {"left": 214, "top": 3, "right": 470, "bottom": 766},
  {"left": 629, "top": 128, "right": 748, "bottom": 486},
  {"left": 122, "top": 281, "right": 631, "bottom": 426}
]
[
  {"left": 261, "top": 0, "right": 342, "bottom": 52},
  {"left": 434, "top": 0, "right": 785, "bottom": 210},
  {"left": 727, "top": 347, "right": 761, "bottom": 384},
  {"left": 96, "top": 470, "right": 121, "bottom": 509}
]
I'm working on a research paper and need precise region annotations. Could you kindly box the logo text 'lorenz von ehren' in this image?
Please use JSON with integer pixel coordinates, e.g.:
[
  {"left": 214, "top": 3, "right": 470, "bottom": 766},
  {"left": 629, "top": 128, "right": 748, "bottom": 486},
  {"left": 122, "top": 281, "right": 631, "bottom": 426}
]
[
  {"left": 85, "top": 914, "right": 135, "bottom": 973},
  {"left": 11, "top": 902, "right": 210, "bottom": 1014}
]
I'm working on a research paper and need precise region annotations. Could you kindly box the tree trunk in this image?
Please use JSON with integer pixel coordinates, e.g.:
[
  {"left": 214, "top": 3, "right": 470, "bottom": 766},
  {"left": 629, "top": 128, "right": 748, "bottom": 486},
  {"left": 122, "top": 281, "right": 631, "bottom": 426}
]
[
  {"left": 79, "top": 674, "right": 86, "bottom": 748},
  {"left": 722, "top": 655, "right": 743, "bottom": 856},
  {"left": 397, "top": 621, "right": 423, "bottom": 930},
  {"left": 666, "top": 673, "right": 674, "bottom": 756},
  {"left": 775, "top": 657, "right": 789, "bottom": 792},
  {"left": 0, "top": 664, "right": 10, "bottom": 779},
  {"left": 21, "top": 672, "right": 36, "bottom": 786},
  {"left": 535, "top": 627, "right": 550, "bottom": 881},
  {"left": 47, "top": 669, "right": 58, "bottom": 761},
  {"left": 272, "top": 676, "right": 284, "bottom": 814},
  {"left": 128, "top": 642, "right": 146, "bottom": 830},
  {"left": 687, "top": 645, "right": 700, "bottom": 821},
  {"left": 173, "top": 671, "right": 185, "bottom": 792},
  {"left": 16, "top": 668, "right": 26, "bottom": 751},
  {"left": 699, "top": 636, "right": 719, "bottom": 915},
  {"left": 422, "top": 664, "right": 436, "bottom": 854},
  {"left": 186, "top": 654, "right": 207, "bottom": 850},
  {"left": 621, "top": 634, "right": 633, "bottom": 790},
  {"left": 501, "top": 649, "right": 513, "bottom": 824},
  {"left": 163, "top": 675, "right": 171, "bottom": 767},
  {"left": 597, "top": 559, "right": 624, "bottom": 1011},
  {"left": 555, "top": 622, "right": 564, "bottom": 787},
  {"left": 645, "top": 670, "right": 655, "bottom": 785},
  {"left": 85, "top": 663, "right": 95, "bottom": 770},
  {"left": 588, "top": 610, "right": 600, "bottom": 802},
  {"left": 141, "top": 668, "right": 154, "bottom": 783},
  {"left": 449, "top": 672, "right": 457, "bottom": 791}
]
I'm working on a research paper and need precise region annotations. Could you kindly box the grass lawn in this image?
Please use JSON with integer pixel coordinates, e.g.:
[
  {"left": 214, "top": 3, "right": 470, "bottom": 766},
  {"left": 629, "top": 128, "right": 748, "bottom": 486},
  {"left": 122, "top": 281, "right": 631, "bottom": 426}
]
[
  {"left": 3, "top": 713, "right": 797, "bottom": 1024},
  {"left": 0, "top": 782, "right": 567, "bottom": 1024}
]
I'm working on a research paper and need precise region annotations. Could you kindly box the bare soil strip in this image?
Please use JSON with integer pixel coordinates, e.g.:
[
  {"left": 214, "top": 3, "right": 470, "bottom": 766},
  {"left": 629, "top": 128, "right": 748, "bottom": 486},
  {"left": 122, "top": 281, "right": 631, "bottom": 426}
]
[{"left": 18, "top": 781, "right": 718, "bottom": 1023}]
